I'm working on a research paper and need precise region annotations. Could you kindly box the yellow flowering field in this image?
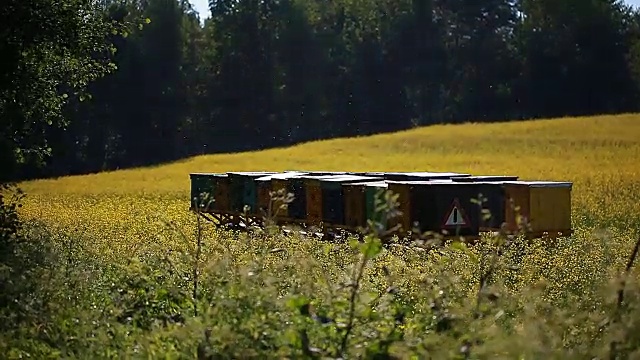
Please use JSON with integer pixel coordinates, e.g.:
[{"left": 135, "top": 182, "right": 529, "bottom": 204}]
[
  {"left": 17, "top": 113, "right": 640, "bottom": 243},
  {"left": 5, "top": 113, "right": 640, "bottom": 358}
]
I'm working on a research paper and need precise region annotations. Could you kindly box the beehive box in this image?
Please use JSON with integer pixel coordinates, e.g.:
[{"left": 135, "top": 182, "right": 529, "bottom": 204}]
[
  {"left": 342, "top": 181, "right": 389, "bottom": 230},
  {"left": 354, "top": 172, "right": 470, "bottom": 230},
  {"left": 318, "top": 175, "right": 383, "bottom": 226},
  {"left": 300, "top": 175, "right": 382, "bottom": 226},
  {"left": 227, "top": 172, "right": 278, "bottom": 214},
  {"left": 502, "top": 181, "right": 573, "bottom": 236},
  {"left": 255, "top": 172, "right": 309, "bottom": 220},
  {"left": 386, "top": 181, "right": 415, "bottom": 234},
  {"left": 300, "top": 175, "right": 349, "bottom": 226},
  {"left": 451, "top": 176, "right": 519, "bottom": 230},
  {"left": 364, "top": 182, "right": 390, "bottom": 226},
  {"left": 342, "top": 182, "right": 367, "bottom": 229},
  {"left": 386, "top": 180, "right": 455, "bottom": 234},
  {"left": 287, "top": 177, "right": 309, "bottom": 220},
  {"left": 301, "top": 175, "right": 327, "bottom": 225},
  {"left": 189, "top": 173, "right": 229, "bottom": 212},
  {"left": 256, "top": 177, "right": 272, "bottom": 217},
  {"left": 387, "top": 180, "right": 488, "bottom": 237}
]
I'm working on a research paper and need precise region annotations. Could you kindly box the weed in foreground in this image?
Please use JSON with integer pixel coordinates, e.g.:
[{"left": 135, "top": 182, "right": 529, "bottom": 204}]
[{"left": 3, "top": 184, "right": 639, "bottom": 358}]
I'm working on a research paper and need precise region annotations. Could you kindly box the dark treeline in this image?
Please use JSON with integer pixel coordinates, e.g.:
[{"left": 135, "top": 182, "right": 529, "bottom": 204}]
[{"left": 11, "top": 0, "right": 640, "bottom": 179}]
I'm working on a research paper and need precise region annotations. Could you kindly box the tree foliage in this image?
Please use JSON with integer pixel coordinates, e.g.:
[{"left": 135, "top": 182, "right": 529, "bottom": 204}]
[
  {"left": 4, "top": 0, "right": 640, "bottom": 180},
  {"left": 0, "top": 0, "right": 145, "bottom": 181}
]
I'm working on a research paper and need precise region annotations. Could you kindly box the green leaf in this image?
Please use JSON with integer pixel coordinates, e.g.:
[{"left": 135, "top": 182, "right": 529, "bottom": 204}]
[
  {"left": 361, "top": 236, "right": 382, "bottom": 259},
  {"left": 450, "top": 241, "right": 467, "bottom": 252},
  {"left": 349, "top": 237, "right": 360, "bottom": 251},
  {"left": 286, "top": 295, "right": 310, "bottom": 313}
]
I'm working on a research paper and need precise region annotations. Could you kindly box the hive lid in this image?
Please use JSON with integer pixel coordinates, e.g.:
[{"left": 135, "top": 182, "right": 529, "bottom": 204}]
[
  {"left": 452, "top": 175, "right": 519, "bottom": 182},
  {"left": 398, "top": 171, "right": 470, "bottom": 177},
  {"left": 381, "top": 172, "right": 471, "bottom": 180},
  {"left": 189, "top": 172, "right": 228, "bottom": 177},
  {"left": 350, "top": 171, "right": 386, "bottom": 176},
  {"left": 298, "top": 174, "right": 360, "bottom": 180},
  {"left": 386, "top": 179, "right": 456, "bottom": 185},
  {"left": 255, "top": 172, "right": 309, "bottom": 181},
  {"left": 316, "top": 175, "right": 384, "bottom": 182},
  {"left": 503, "top": 181, "right": 573, "bottom": 188},
  {"left": 343, "top": 181, "right": 389, "bottom": 188},
  {"left": 284, "top": 170, "right": 349, "bottom": 175},
  {"left": 227, "top": 171, "right": 279, "bottom": 176}
]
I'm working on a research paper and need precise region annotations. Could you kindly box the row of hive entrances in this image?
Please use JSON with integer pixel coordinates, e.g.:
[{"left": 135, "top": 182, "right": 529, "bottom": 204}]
[{"left": 189, "top": 171, "right": 573, "bottom": 239}]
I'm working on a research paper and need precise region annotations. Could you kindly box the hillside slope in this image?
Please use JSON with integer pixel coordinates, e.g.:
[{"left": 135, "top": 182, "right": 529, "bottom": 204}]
[
  {"left": 20, "top": 113, "right": 640, "bottom": 195},
  {"left": 15, "top": 113, "right": 640, "bottom": 240}
]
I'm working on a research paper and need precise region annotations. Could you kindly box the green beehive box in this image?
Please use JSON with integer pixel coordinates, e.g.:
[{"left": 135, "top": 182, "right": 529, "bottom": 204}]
[
  {"left": 189, "top": 173, "right": 228, "bottom": 211},
  {"left": 227, "top": 172, "right": 278, "bottom": 213},
  {"left": 315, "top": 175, "right": 383, "bottom": 226},
  {"left": 363, "top": 181, "right": 390, "bottom": 225}
]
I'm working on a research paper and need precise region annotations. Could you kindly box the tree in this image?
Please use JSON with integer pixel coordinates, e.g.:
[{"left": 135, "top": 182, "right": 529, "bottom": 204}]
[
  {"left": 0, "top": 0, "right": 142, "bottom": 182},
  {"left": 516, "top": 0, "right": 637, "bottom": 118}
]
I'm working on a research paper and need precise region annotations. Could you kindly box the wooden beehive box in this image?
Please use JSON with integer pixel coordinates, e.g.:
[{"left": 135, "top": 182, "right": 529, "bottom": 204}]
[
  {"left": 256, "top": 177, "right": 272, "bottom": 217},
  {"left": 387, "top": 180, "right": 490, "bottom": 238},
  {"left": 286, "top": 176, "right": 309, "bottom": 221},
  {"left": 386, "top": 180, "right": 452, "bottom": 234},
  {"left": 318, "top": 175, "right": 383, "bottom": 227},
  {"left": 342, "top": 180, "right": 389, "bottom": 230},
  {"left": 189, "top": 173, "right": 229, "bottom": 212},
  {"left": 451, "top": 176, "right": 519, "bottom": 231},
  {"left": 364, "top": 181, "right": 390, "bottom": 226},
  {"left": 300, "top": 174, "right": 381, "bottom": 227},
  {"left": 502, "top": 181, "right": 573, "bottom": 237},
  {"left": 255, "top": 172, "right": 309, "bottom": 220},
  {"left": 227, "top": 172, "right": 278, "bottom": 214},
  {"left": 300, "top": 175, "right": 328, "bottom": 226},
  {"left": 342, "top": 182, "right": 367, "bottom": 230}
]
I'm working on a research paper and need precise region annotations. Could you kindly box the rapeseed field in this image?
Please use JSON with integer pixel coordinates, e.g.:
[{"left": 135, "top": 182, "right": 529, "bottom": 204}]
[
  {"left": 18, "top": 113, "right": 640, "bottom": 239},
  {"left": 4, "top": 113, "right": 640, "bottom": 358}
]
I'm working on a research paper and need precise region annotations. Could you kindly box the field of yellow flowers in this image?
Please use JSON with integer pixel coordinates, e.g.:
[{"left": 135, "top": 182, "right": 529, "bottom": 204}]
[
  {"left": 18, "top": 113, "right": 640, "bottom": 246},
  {"left": 4, "top": 113, "right": 640, "bottom": 358}
]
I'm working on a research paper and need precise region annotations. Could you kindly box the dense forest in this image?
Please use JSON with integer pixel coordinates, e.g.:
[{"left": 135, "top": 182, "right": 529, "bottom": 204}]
[{"left": 4, "top": 0, "right": 640, "bottom": 181}]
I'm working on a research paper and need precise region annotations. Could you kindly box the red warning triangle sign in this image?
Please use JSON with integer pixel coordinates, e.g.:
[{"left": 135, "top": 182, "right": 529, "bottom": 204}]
[{"left": 442, "top": 198, "right": 471, "bottom": 228}]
